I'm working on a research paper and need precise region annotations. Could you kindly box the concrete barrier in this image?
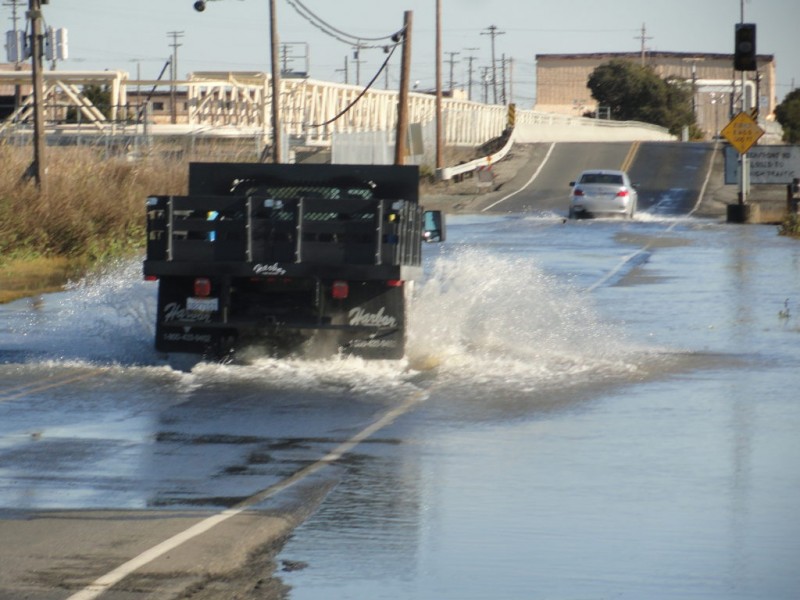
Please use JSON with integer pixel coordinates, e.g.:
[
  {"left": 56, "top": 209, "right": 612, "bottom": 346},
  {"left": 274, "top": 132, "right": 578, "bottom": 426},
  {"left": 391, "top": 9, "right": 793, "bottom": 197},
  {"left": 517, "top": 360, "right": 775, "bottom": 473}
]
[{"left": 513, "top": 119, "right": 675, "bottom": 143}]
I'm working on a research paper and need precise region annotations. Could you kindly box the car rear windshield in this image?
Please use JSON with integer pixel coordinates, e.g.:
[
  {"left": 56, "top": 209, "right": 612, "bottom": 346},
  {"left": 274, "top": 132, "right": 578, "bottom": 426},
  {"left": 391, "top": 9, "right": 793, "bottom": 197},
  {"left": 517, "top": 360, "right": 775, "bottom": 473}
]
[{"left": 580, "top": 173, "right": 623, "bottom": 185}]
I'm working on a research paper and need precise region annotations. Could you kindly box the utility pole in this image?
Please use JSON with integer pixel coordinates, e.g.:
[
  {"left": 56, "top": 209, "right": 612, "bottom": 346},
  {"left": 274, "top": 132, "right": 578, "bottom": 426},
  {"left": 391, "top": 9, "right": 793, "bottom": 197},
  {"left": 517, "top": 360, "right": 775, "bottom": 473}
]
[
  {"left": 480, "top": 66, "right": 490, "bottom": 104},
  {"left": 435, "top": 0, "right": 442, "bottom": 170},
  {"left": 445, "top": 51, "right": 460, "bottom": 92},
  {"left": 269, "top": 0, "right": 281, "bottom": 162},
  {"left": 28, "top": 0, "right": 45, "bottom": 188},
  {"left": 507, "top": 56, "right": 514, "bottom": 105},
  {"left": 352, "top": 41, "right": 364, "bottom": 85},
  {"left": 464, "top": 48, "right": 479, "bottom": 101},
  {"left": 3, "top": 1, "right": 23, "bottom": 37},
  {"left": 4, "top": 0, "right": 24, "bottom": 110},
  {"left": 481, "top": 25, "right": 504, "bottom": 104},
  {"left": 738, "top": 0, "right": 748, "bottom": 206},
  {"left": 635, "top": 23, "right": 652, "bottom": 66},
  {"left": 394, "top": 11, "right": 412, "bottom": 165},
  {"left": 167, "top": 30, "right": 184, "bottom": 125},
  {"left": 500, "top": 53, "right": 506, "bottom": 104},
  {"left": 336, "top": 55, "right": 349, "bottom": 84}
]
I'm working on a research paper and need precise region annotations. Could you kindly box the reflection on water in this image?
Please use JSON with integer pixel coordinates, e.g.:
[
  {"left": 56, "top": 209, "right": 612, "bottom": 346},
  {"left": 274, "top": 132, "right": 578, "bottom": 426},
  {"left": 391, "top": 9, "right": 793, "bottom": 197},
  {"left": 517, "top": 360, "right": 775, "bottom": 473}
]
[
  {"left": 279, "top": 218, "right": 800, "bottom": 600},
  {"left": 1, "top": 215, "right": 799, "bottom": 598}
]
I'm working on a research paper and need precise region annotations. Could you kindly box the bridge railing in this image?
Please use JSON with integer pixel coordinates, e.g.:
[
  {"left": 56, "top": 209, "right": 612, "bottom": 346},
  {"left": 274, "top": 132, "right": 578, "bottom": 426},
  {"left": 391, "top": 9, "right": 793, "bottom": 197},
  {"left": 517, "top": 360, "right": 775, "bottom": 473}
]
[{"left": 1, "top": 70, "right": 673, "bottom": 160}]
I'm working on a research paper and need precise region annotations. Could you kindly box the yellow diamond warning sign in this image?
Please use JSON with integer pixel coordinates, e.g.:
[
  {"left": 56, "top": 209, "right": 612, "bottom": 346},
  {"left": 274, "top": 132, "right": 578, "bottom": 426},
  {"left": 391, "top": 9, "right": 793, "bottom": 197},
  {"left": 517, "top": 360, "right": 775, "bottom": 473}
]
[{"left": 721, "top": 111, "right": 765, "bottom": 154}]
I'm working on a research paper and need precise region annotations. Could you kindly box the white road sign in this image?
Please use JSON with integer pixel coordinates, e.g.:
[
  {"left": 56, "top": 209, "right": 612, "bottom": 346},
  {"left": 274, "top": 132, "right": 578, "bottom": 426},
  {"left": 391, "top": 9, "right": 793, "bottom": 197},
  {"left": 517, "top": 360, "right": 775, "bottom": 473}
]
[{"left": 724, "top": 145, "right": 800, "bottom": 185}]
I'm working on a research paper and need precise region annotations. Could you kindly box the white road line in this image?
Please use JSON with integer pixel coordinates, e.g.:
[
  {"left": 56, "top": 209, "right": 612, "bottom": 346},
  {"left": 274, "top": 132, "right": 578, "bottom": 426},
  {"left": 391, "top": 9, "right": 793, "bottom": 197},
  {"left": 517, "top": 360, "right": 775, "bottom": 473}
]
[
  {"left": 481, "top": 142, "right": 556, "bottom": 212},
  {"left": 0, "top": 370, "right": 104, "bottom": 403},
  {"left": 587, "top": 247, "right": 652, "bottom": 293},
  {"left": 65, "top": 389, "right": 428, "bottom": 600},
  {"left": 589, "top": 142, "right": 720, "bottom": 292}
]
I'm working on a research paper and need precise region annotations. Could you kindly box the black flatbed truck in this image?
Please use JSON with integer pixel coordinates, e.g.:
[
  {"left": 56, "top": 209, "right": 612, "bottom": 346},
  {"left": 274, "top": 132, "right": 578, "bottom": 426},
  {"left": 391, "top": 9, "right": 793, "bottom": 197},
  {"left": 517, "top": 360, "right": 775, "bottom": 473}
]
[{"left": 144, "top": 162, "right": 444, "bottom": 360}]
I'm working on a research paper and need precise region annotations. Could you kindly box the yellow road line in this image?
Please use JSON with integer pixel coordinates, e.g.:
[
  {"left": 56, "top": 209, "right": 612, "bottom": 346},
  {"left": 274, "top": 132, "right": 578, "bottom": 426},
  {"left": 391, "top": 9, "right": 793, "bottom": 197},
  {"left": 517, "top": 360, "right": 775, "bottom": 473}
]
[{"left": 620, "top": 140, "right": 641, "bottom": 172}]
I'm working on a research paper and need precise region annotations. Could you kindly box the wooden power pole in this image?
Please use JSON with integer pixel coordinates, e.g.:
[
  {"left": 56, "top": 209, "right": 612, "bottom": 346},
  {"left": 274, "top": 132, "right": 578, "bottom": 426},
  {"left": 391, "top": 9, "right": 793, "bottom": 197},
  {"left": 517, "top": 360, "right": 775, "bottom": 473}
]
[
  {"left": 394, "top": 11, "right": 412, "bottom": 165},
  {"left": 28, "top": 0, "right": 46, "bottom": 188},
  {"left": 435, "top": 0, "right": 442, "bottom": 170},
  {"left": 269, "top": 0, "right": 282, "bottom": 163}
]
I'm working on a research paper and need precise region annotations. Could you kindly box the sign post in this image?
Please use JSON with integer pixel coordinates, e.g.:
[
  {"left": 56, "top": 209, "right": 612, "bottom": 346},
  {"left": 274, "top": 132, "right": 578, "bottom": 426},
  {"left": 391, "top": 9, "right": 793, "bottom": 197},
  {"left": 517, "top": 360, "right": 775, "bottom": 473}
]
[
  {"left": 720, "top": 111, "right": 765, "bottom": 213},
  {"left": 720, "top": 111, "right": 765, "bottom": 155}
]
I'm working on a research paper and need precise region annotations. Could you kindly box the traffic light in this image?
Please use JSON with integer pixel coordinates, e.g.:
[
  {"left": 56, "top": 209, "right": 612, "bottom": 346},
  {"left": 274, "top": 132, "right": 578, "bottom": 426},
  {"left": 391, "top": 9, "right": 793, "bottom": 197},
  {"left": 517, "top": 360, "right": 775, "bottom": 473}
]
[{"left": 734, "top": 23, "right": 757, "bottom": 71}]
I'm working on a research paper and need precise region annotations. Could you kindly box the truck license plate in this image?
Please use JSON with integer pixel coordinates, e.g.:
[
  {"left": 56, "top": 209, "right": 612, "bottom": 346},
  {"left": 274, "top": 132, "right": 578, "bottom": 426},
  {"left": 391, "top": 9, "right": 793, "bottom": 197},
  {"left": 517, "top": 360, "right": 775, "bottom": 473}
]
[{"left": 186, "top": 297, "right": 219, "bottom": 312}]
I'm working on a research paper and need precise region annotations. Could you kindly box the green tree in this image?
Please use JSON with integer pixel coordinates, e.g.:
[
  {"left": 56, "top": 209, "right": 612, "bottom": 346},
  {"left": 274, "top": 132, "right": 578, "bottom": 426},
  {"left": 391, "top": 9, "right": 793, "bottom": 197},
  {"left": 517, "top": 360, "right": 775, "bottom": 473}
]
[
  {"left": 66, "top": 84, "right": 113, "bottom": 123},
  {"left": 587, "top": 59, "right": 699, "bottom": 137},
  {"left": 775, "top": 88, "right": 800, "bottom": 143}
]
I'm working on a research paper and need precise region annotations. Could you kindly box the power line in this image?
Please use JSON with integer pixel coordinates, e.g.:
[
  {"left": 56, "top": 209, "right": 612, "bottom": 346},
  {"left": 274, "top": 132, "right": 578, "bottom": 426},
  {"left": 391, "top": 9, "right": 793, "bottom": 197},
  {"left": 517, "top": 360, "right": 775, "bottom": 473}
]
[
  {"left": 306, "top": 42, "right": 398, "bottom": 128},
  {"left": 284, "top": 0, "right": 403, "bottom": 48}
]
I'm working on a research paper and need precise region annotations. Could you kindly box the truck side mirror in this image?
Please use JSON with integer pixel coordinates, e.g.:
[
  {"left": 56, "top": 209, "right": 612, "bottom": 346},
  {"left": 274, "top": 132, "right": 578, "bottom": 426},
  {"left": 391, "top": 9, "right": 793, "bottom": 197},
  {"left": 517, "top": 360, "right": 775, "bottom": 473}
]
[{"left": 423, "top": 210, "right": 446, "bottom": 243}]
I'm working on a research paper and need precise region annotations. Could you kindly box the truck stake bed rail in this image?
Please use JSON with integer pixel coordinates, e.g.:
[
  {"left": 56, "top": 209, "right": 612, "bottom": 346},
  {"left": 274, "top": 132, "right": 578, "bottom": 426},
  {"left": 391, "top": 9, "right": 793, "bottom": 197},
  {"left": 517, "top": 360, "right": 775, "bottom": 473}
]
[{"left": 144, "top": 162, "right": 443, "bottom": 361}]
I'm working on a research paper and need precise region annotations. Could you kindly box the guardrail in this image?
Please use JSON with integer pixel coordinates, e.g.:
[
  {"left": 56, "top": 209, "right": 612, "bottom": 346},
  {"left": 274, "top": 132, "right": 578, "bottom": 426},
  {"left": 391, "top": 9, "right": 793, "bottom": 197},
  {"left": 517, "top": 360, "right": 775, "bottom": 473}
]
[{"left": 437, "top": 129, "right": 515, "bottom": 181}]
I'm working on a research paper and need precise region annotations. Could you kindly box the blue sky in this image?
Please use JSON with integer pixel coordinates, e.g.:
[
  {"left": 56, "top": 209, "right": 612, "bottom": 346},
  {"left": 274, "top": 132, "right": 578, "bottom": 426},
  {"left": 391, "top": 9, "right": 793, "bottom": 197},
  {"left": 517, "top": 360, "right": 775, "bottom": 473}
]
[{"left": 6, "top": 0, "right": 798, "bottom": 107}]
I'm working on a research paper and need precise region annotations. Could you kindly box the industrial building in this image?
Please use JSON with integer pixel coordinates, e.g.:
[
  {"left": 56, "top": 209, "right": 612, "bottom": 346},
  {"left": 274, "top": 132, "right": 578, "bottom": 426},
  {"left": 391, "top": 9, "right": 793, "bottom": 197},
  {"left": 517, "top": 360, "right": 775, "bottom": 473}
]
[{"left": 534, "top": 51, "right": 776, "bottom": 139}]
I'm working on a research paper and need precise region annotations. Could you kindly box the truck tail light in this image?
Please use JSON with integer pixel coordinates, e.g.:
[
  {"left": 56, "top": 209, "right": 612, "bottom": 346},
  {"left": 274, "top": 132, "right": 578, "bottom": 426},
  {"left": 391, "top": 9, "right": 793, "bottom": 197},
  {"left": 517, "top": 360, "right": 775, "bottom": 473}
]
[
  {"left": 194, "top": 277, "right": 212, "bottom": 297},
  {"left": 144, "top": 275, "right": 158, "bottom": 282},
  {"left": 332, "top": 280, "right": 349, "bottom": 299}
]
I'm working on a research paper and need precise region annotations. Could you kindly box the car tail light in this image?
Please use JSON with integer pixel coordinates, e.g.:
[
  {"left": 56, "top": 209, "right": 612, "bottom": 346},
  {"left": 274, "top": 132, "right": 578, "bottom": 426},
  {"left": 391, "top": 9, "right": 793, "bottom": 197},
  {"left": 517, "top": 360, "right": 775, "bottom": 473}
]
[
  {"left": 332, "top": 280, "right": 349, "bottom": 299},
  {"left": 573, "top": 188, "right": 584, "bottom": 196},
  {"left": 144, "top": 275, "right": 158, "bottom": 282},
  {"left": 194, "top": 277, "right": 212, "bottom": 297},
  {"left": 616, "top": 189, "right": 629, "bottom": 197},
  {"left": 386, "top": 279, "right": 404, "bottom": 287}
]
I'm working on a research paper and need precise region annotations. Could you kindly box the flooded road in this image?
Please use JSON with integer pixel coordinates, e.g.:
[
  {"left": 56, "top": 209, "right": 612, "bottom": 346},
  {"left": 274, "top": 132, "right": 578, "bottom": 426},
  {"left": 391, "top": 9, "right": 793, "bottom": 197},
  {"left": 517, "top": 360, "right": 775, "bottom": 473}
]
[{"left": 1, "top": 213, "right": 799, "bottom": 599}]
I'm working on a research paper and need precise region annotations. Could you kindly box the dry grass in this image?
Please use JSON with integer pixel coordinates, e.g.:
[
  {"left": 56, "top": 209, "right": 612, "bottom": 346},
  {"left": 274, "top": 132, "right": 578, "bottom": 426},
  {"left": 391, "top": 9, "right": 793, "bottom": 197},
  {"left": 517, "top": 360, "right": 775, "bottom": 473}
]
[
  {"left": 0, "top": 145, "right": 187, "bottom": 262},
  {"left": 0, "top": 144, "right": 187, "bottom": 301}
]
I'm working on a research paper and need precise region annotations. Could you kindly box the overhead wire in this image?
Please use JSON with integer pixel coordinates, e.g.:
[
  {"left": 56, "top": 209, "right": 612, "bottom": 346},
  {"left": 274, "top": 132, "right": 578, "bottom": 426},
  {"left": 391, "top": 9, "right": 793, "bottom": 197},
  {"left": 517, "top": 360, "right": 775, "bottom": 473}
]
[
  {"left": 284, "top": 0, "right": 404, "bottom": 49},
  {"left": 305, "top": 41, "right": 399, "bottom": 129}
]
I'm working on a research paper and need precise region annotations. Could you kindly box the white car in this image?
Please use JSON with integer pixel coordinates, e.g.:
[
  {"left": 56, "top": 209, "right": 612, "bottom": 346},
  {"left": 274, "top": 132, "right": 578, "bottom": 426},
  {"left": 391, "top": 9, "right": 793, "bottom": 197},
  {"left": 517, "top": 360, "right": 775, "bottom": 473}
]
[{"left": 568, "top": 169, "right": 638, "bottom": 219}]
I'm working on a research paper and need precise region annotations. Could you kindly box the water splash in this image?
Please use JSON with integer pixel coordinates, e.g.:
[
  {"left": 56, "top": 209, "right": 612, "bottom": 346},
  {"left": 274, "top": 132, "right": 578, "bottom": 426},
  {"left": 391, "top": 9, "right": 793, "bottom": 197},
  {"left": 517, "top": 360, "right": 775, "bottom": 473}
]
[
  {"left": 408, "top": 247, "right": 641, "bottom": 389},
  {"left": 2, "top": 248, "right": 647, "bottom": 394},
  {"left": 2, "top": 257, "right": 158, "bottom": 366}
]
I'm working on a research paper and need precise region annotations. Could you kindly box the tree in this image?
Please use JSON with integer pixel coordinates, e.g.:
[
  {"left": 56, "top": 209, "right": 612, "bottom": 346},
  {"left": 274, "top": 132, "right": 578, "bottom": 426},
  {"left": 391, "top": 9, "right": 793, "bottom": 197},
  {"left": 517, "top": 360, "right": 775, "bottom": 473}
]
[
  {"left": 66, "top": 84, "right": 112, "bottom": 123},
  {"left": 587, "top": 59, "right": 699, "bottom": 137},
  {"left": 775, "top": 88, "right": 800, "bottom": 143}
]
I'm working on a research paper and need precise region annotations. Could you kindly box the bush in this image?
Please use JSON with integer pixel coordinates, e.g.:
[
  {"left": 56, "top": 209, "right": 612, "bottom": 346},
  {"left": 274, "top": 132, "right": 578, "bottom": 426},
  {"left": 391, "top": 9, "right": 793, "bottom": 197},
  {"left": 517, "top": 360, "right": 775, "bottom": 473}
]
[{"left": 779, "top": 213, "right": 800, "bottom": 238}]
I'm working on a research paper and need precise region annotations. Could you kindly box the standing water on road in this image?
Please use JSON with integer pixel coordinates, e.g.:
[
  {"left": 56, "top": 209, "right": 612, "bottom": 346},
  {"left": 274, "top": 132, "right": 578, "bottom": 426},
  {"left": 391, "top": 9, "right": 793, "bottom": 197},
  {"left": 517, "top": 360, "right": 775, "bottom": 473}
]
[
  {"left": 278, "top": 215, "right": 800, "bottom": 600},
  {"left": 1, "top": 213, "right": 799, "bottom": 599}
]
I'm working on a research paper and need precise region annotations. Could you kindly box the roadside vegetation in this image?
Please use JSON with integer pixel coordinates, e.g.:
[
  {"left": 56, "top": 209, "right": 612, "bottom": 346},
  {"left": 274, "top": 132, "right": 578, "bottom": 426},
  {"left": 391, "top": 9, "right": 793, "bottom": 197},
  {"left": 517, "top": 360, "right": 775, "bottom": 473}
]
[
  {"left": 0, "top": 145, "right": 186, "bottom": 302},
  {"left": 775, "top": 88, "right": 800, "bottom": 143},
  {"left": 779, "top": 214, "right": 800, "bottom": 239},
  {"left": 586, "top": 59, "right": 702, "bottom": 139}
]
